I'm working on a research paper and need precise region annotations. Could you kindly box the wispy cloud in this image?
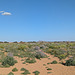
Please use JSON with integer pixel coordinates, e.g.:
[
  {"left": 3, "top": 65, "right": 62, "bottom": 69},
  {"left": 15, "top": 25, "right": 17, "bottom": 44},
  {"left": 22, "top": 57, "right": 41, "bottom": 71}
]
[
  {"left": 0, "top": 11, "right": 4, "bottom": 13},
  {"left": 2, "top": 12, "right": 11, "bottom": 15},
  {"left": 0, "top": 11, "right": 12, "bottom": 16}
]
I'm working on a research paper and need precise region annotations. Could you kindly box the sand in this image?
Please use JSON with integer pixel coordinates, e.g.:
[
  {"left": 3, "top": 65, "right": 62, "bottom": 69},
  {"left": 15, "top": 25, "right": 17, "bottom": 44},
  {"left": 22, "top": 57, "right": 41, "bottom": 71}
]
[{"left": 0, "top": 53, "right": 75, "bottom": 75}]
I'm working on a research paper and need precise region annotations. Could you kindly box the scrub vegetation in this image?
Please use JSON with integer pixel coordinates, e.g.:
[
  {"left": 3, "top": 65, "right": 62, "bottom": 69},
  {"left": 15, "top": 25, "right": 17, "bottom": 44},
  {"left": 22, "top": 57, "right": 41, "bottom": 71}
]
[{"left": 0, "top": 41, "right": 75, "bottom": 75}]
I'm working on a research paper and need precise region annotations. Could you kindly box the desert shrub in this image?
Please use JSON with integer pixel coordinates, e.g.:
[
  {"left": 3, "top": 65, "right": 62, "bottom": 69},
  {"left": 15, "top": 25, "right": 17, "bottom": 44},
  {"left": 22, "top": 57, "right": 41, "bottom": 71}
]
[
  {"left": 33, "top": 71, "right": 40, "bottom": 75},
  {"left": 58, "top": 54, "right": 66, "bottom": 60},
  {"left": 43, "top": 64, "right": 46, "bottom": 66},
  {"left": 0, "top": 59, "right": 2, "bottom": 62},
  {"left": 4, "top": 64, "right": 10, "bottom": 67},
  {"left": 49, "top": 50, "right": 55, "bottom": 55},
  {"left": 22, "top": 61, "right": 26, "bottom": 64},
  {"left": 51, "top": 60, "right": 57, "bottom": 64},
  {"left": 40, "top": 45, "right": 46, "bottom": 49},
  {"left": 47, "top": 68, "right": 52, "bottom": 70},
  {"left": 47, "top": 72, "right": 52, "bottom": 74},
  {"left": 0, "top": 45, "right": 4, "bottom": 49},
  {"left": 18, "top": 45, "right": 27, "bottom": 51},
  {"left": 2, "top": 56, "right": 17, "bottom": 66},
  {"left": 5, "top": 49, "right": 10, "bottom": 52},
  {"left": 18, "top": 55, "right": 24, "bottom": 58},
  {"left": 12, "top": 68, "right": 18, "bottom": 72},
  {"left": 21, "top": 68, "right": 30, "bottom": 75},
  {"left": 21, "top": 59, "right": 24, "bottom": 61},
  {"left": 26, "top": 57, "right": 36, "bottom": 63},
  {"left": 8, "top": 72, "right": 14, "bottom": 75},
  {"left": 46, "top": 49, "right": 51, "bottom": 53},
  {"left": 0, "top": 64, "right": 4, "bottom": 68},
  {"left": 48, "top": 58, "right": 50, "bottom": 60},
  {"left": 4, "top": 41, "right": 9, "bottom": 43},
  {"left": 64, "top": 59, "right": 75, "bottom": 66},
  {"left": 13, "top": 41, "right": 18, "bottom": 43},
  {"left": 7, "top": 52, "right": 13, "bottom": 57},
  {"left": 47, "top": 62, "right": 50, "bottom": 65},
  {"left": 0, "top": 48, "right": 3, "bottom": 51},
  {"left": 20, "top": 68, "right": 26, "bottom": 71},
  {"left": 49, "top": 45, "right": 56, "bottom": 49},
  {"left": 34, "top": 46, "right": 40, "bottom": 50},
  {"left": 45, "top": 67, "right": 48, "bottom": 68},
  {"left": 35, "top": 51, "right": 46, "bottom": 59}
]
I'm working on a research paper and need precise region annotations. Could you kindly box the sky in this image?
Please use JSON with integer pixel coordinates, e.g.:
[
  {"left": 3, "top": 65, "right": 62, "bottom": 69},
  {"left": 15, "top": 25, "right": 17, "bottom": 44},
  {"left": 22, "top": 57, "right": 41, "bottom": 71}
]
[{"left": 0, "top": 0, "right": 75, "bottom": 42}]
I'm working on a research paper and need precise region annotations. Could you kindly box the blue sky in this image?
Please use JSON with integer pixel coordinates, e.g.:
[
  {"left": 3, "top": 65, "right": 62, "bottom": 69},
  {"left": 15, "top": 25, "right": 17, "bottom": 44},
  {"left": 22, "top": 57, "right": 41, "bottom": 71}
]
[{"left": 0, "top": 0, "right": 75, "bottom": 42}]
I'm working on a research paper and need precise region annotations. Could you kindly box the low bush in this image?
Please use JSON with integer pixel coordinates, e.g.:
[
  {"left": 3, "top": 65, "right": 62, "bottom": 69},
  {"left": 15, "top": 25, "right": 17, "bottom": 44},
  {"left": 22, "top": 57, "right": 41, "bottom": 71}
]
[
  {"left": 58, "top": 54, "right": 66, "bottom": 60},
  {"left": 48, "top": 58, "right": 50, "bottom": 60},
  {"left": 47, "top": 72, "right": 52, "bottom": 74},
  {"left": 21, "top": 59, "right": 24, "bottom": 61},
  {"left": 2, "top": 56, "right": 17, "bottom": 67},
  {"left": 51, "top": 60, "right": 57, "bottom": 64},
  {"left": 8, "top": 72, "right": 14, "bottom": 75},
  {"left": 34, "top": 46, "right": 40, "bottom": 50},
  {"left": 43, "top": 64, "right": 46, "bottom": 66},
  {"left": 33, "top": 71, "right": 40, "bottom": 75},
  {"left": 22, "top": 61, "right": 26, "bottom": 64},
  {"left": 64, "top": 59, "right": 75, "bottom": 66},
  {"left": 4, "top": 64, "right": 10, "bottom": 67},
  {"left": 20, "top": 68, "right": 26, "bottom": 71},
  {"left": 21, "top": 68, "right": 30, "bottom": 75},
  {"left": 25, "top": 57, "right": 36, "bottom": 63},
  {"left": 35, "top": 51, "right": 46, "bottom": 59},
  {"left": 47, "top": 62, "right": 50, "bottom": 65},
  {"left": 12, "top": 68, "right": 18, "bottom": 72},
  {"left": 47, "top": 68, "right": 52, "bottom": 70}
]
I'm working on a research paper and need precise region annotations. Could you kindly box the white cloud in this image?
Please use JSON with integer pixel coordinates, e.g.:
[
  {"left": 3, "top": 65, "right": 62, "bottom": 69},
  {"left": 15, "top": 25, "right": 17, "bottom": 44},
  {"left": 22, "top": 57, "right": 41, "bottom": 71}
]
[
  {"left": 2, "top": 12, "right": 11, "bottom": 15},
  {"left": 0, "top": 11, "right": 4, "bottom": 13}
]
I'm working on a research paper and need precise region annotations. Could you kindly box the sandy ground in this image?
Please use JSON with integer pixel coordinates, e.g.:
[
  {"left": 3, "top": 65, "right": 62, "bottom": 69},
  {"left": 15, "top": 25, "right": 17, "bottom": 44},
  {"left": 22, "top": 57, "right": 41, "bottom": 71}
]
[{"left": 0, "top": 53, "right": 75, "bottom": 75}]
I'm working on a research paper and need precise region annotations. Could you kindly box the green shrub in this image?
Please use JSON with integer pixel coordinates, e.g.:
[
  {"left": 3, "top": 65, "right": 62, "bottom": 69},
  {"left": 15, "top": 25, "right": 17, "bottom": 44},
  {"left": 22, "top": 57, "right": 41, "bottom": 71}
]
[
  {"left": 51, "top": 60, "right": 57, "bottom": 64},
  {"left": 20, "top": 68, "right": 26, "bottom": 71},
  {"left": 65, "top": 59, "right": 75, "bottom": 66},
  {"left": 48, "top": 58, "right": 50, "bottom": 60},
  {"left": 0, "top": 59, "right": 2, "bottom": 62},
  {"left": 14, "top": 60, "right": 18, "bottom": 63},
  {"left": 47, "top": 68, "right": 52, "bottom": 70},
  {"left": 26, "top": 58, "right": 36, "bottom": 63},
  {"left": 58, "top": 54, "right": 66, "bottom": 60},
  {"left": 43, "top": 64, "right": 46, "bottom": 66},
  {"left": 33, "top": 71, "right": 40, "bottom": 75},
  {"left": 8, "top": 72, "right": 14, "bottom": 75},
  {"left": 2, "top": 56, "right": 17, "bottom": 66},
  {"left": 12, "top": 68, "right": 18, "bottom": 72},
  {"left": 18, "top": 45, "right": 26, "bottom": 51},
  {"left": 21, "top": 59, "right": 24, "bottom": 61},
  {"left": 47, "top": 62, "right": 50, "bottom": 65},
  {"left": 35, "top": 55, "right": 41, "bottom": 59},
  {"left": 21, "top": 68, "right": 30, "bottom": 75},
  {"left": 4, "top": 64, "right": 10, "bottom": 67},
  {"left": 22, "top": 61, "right": 26, "bottom": 64},
  {"left": 45, "top": 67, "right": 48, "bottom": 68},
  {"left": 47, "top": 72, "right": 52, "bottom": 74},
  {"left": 0, "top": 64, "right": 4, "bottom": 68}
]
